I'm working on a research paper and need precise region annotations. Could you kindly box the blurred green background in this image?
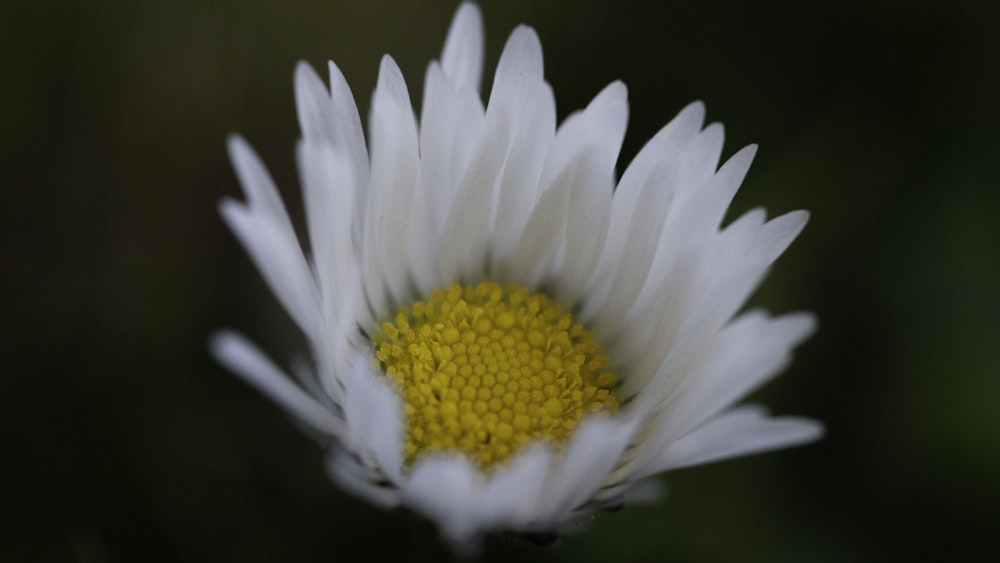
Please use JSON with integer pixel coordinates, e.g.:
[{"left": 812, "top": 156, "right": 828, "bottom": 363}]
[{"left": 3, "top": 0, "right": 998, "bottom": 561}]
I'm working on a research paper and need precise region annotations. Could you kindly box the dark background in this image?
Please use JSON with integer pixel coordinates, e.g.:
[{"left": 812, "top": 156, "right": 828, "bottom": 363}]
[{"left": 3, "top": 0, "right": 999, "bottom": 561}]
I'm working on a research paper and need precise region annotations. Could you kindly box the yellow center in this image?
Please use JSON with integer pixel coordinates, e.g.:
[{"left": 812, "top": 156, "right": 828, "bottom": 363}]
[{"left": 373, "top": 282, "right": 619, "bottom": 469}]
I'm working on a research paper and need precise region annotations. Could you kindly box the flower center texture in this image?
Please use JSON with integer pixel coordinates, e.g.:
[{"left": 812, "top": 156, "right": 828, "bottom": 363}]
[{"left": 373, "top": 282, "right": 619, "bottom": 469}]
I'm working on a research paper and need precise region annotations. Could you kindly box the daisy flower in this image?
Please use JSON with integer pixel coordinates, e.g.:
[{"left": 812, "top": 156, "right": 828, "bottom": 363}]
[{"left": 212, "top": 2, "right": 822, "bottom": 549}]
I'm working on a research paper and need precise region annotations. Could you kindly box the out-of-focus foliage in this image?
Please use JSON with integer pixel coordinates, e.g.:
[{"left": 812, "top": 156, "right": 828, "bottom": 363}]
[{"left": 2, "top": 0, "right": 998, "bottom": 561}]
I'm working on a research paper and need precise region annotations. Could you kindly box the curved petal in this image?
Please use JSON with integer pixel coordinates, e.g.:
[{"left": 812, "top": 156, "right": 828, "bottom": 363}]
[
  {"left": 582, "top": 101, "right": 706, "bottom": 316},
  {"left": 297, "top": 142, "right": 357, "bottom": 326},
  {"left": 210, "top": 331, "right": 342, "bottom": 435},
  {"left": 438, "top": 106, "right": 512, "bottom": 283},
  {"left": 418, "top": 62, "right": 485, "bottom": 241},
  {"left": 227, "top": 136, "right": 296, "bottom": 229},
  {"left": 585, "top": 121, "right": 724, "bottom": 328},
  {"left": 479, "top": 446, "right": 551, "bottom": 530},
  {"left": 666, "top": 311, "right": 816, "bottom": 432},
  {"left": 364, "top": 55, "right": 420, "bottom": 314},
  {"left": 343, "top": 359, "right": 406, "bottom": 484},
  {"left": 617, "top": 208, "right": 810, "bottom": 401},
  {"left": 538, "top": 416, "right": 638, "bottom": 520},
  {"left": 294, "top": 62, "right": 337, "bottom": 146},
  {"left": 489, "top": 80, "right": 556, "bottom": 273},
  {"left": 218, "top": 199, "right": 319, "bottom": 336},
  {"left": 512, "top": 82, "right": 629, "bottom": 286},
  {"left": 327, "top": 447, "right": 402, "bottom": 509},
  {"left": 326, "top": 61, "right": 370, "bottom": 242},
  {"left": 401, "top": 456, "right": 482, "bottom": 545},
  {"left": 487, "top": 25, "right": 544, "bottom": 117},
  {"left": 556, "top": 82, "right": 628, "bottom": 305},
  {"left": 440, "top": 2, "right": 484, "bottom": 93},
  {"left": 633, "top": 405, "right": 822, "bottom": 478},
  {"left": 627, "top": 310, "right": 816, "bottom": 478}
]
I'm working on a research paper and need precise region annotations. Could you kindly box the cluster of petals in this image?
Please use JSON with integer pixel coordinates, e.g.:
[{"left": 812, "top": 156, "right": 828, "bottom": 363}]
[{"left": 213, "top": 3, "right": 821, "bottom": 547}]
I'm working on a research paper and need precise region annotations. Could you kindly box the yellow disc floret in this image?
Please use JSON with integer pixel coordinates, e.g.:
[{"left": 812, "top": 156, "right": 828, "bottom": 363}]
[{"left": 372, "top": 282, "right": 619, "bottom": 470}]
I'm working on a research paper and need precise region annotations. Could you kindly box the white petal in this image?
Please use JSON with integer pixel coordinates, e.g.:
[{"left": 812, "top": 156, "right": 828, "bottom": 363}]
[
  {"left": 418, "top": 64, "right": 458, "bottom": 229},
  {"left": 635, "top": 144, "right": 758, "bottom": 309},
  {"left": 219, "top": 199, "right": 319, "bottom": 336},
  {"left": 589, "top": 101, "right": 706, "bottom": 294},
  {"left": 487, "top": 25, "right": 544, "bottom": 117},
  {"left": 483, "top": 24, "right": 554, "bottom": 278},
  {"left": 326, "top": 61, "right": 370, "bottom": 240},
  {"left": 486, "top": 26, "right": 556, "bottom": 279},
  {"left": 583, "top": 122, "right": 723, "bottom": 338},
  {"left": 438, "top": 107, "right": 511, "bottom": 283},
  {"left": 402, "top": 456, "right": 481, "bottom": 544},
  {"left": 343, "top": 358, "right": 405, "bottom": 483},
  {"left": 693, "top": 143, "right": 757, "bottom": 230},
  {"left": 657, "top": 311, "right": 816, "bottom": 440},
  {"left": 556, "top": 82, "right": 628, "bottom": 305},
  {"left": 297, "top": 143, "right": 356, "bottom": 324},
  {"left": 403, "top": 79, "right": 444, "bottom": 296},
  {"left": 225, "top": 138, "right": 319, "bottom": 337},
  {"left": 512, "top": 83, "right": 629, "bottom": 286},
  {"left": 660, "top": 121, "right": 727, "bottom": 224},
  {"left": 671, "top": 208, "right": 811, "bottom": 356},
  {"left": 311, "top": 291, "right": 369, "bottom": 401},
  {"left": 747, "top": 208, "right": 810, "bottom": 260},
  {"left": 326, "top": 447, "right": 402, "bottom": 509},
  {"left": 440, "top": 2, "right": 484, "bottom": 93},
  {"left": 509, "top": 154, "right": 574, "bottom": 284},
  {"left": 538, "top": 416, "right": 637, "bottom": 519},
  {"left": 364, "top": 55, "right": 420, "bottom": 313},
  {"left": 210, "top": 331, "right": 341, "bottom": 435},
  {"left": 637, "top": 405, "right": 823, "bottom": 476},
  {"left": 605, "top": 144, "right": 760, "bottom": 363},
  {"left": 418, "top": 62, "right": 485, "bottom": 241},
  {"left": 479, "top": 446, "right": 551, "bottom": 530},
  {"left": 617, "top": 208, "right": 810, "bottom": 401},
  {"left": 489, "top": 81, "right": 556, "bottom": 272},
  {"left": 227, "top": 136, "right": 295, "bottom": 227},
  {"left": 294, "top": 62, "right": 336, "bottom": 146},
  {"left": 584, "top": 120, "right": 722, "bottom": 328},
  {"left": 614, "top": 101, "right": 706, "bottom": 210}
]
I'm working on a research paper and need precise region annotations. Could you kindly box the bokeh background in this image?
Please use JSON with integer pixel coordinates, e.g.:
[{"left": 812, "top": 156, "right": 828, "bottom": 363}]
[{"left": 3, "top": 0, "right": 999, "bottom": 561}]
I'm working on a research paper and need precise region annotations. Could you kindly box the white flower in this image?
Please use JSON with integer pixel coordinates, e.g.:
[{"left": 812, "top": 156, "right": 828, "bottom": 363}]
[{"left": 212, "top": 2, "right": 822, "bottom": 549}]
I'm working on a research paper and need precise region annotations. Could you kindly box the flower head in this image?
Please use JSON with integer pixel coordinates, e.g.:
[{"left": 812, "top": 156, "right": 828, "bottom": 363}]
[{"left": 212, "top": 2, "right": 821, "bottom": 548}]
